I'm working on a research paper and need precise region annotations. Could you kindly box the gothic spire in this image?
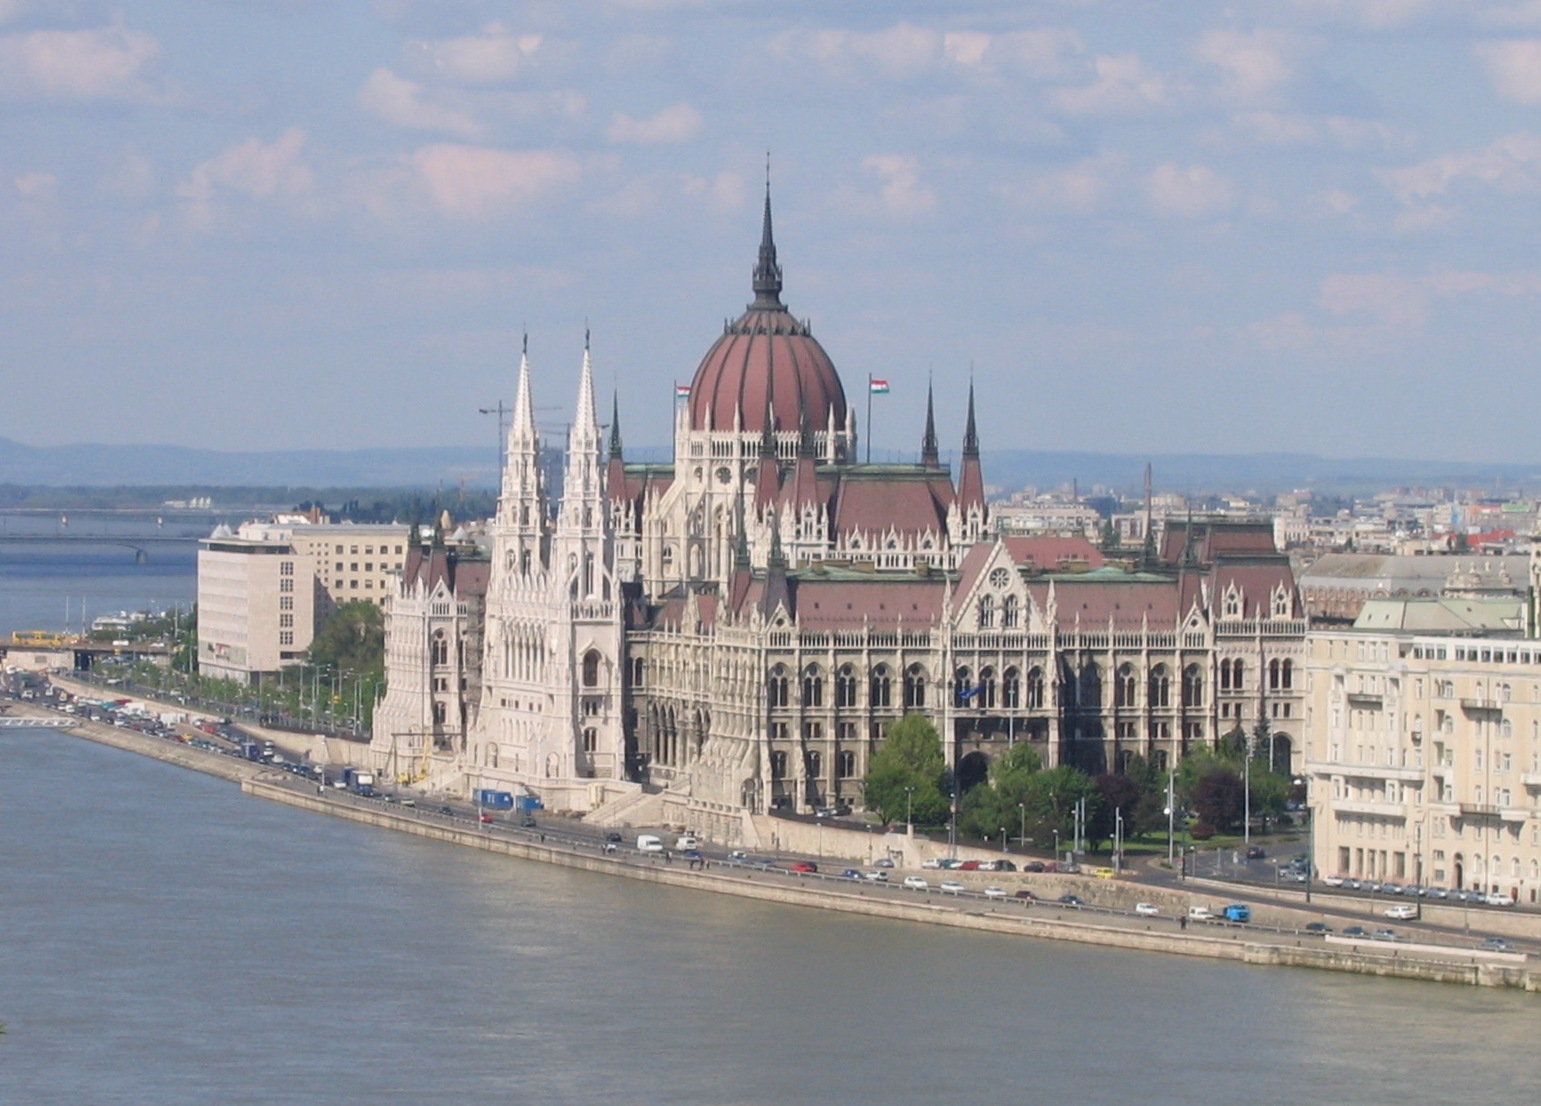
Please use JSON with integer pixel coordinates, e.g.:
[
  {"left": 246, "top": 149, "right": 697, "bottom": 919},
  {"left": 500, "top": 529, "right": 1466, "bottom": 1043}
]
[
  {"left": 922, "top": 378, "right": 940, "bottom": 467},
  {"left": 609, "top": 390, "right": 623, "bottom": 460},
  {"left": 962, "top": 378, "right": 979, "bottom": 459},
  {"left": 751, "top": 165, "right": 783, "bottom": 309}
]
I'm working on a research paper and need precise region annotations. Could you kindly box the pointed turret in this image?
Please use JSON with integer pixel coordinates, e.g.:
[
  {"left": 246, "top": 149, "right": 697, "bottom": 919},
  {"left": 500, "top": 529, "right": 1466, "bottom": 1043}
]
[
  {"left": 750, "top": 176, "right": 783, "bottom": 309},
  {"left": 607, "top": 390, "right": 630, "bottom": 510},
  {"left": 921, "top": 379, "right": 940, "bottom": 468},
  {"left": 956, "top": 380, "right": 986, "bottom": 519}
]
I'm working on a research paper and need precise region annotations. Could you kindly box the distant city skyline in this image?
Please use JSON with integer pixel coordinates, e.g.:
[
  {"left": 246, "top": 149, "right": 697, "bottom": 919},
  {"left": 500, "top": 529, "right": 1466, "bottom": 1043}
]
[{"left": 6, "top": 2, "right": 1541, "bottom": 462}]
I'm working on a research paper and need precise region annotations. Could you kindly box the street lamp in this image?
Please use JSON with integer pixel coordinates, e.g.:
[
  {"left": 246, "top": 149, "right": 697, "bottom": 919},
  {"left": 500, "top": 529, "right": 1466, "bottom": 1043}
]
[
  {"left": 904, "top": 785, "right": 914, "bottom": 830},
  {"left": 1018, "top": 802, "right": 1026, "bottom": 852},
  {"left": 1294, "top": 774, "right": 1312, "bottom": 904},
  {"left": 1000, "top": 826, "right": 1007, "bottom": 855}
]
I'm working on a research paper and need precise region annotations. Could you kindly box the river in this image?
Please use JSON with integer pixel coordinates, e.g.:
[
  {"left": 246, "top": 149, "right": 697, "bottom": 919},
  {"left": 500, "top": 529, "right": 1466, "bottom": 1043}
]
[{"left": 0, "top": 729, "right": 1534, "bottom": 1105}]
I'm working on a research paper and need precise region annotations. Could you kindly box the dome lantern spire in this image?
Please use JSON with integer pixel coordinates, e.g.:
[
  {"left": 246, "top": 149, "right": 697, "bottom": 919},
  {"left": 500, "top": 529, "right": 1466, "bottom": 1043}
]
[{"left": 751, "top": 159, "right": 783, "bottom": 308}]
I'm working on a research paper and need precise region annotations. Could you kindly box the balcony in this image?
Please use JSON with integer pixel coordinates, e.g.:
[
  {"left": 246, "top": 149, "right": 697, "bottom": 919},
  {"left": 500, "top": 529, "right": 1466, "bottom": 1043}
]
[
  {"left": 1460, "top": 698, "right": 1503, "bottom": 714},
  {"left": 1331, "top": 798, "right": 1407, "bottom": 817},
  {"left": 1338, "top": 763, "right": 1425, "bottom": 783},
  {"left": 1459, "top": 801, "right": 1499, "bottom": 818},
  {"left": 1521, "top": 772, "right": 1541, "bottom": 789},
  {"left": 1346, "top": 691, "right": 1384, "bottom": 709}
]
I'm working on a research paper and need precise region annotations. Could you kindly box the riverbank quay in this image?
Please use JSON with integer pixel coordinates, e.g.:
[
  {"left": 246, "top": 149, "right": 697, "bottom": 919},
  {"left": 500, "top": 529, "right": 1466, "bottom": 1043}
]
[{"left": 11, "top": 701, "right": 1538, "bottom": 993}]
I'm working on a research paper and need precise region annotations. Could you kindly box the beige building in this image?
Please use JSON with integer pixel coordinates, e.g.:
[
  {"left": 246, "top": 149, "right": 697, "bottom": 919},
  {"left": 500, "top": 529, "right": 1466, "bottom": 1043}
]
[
  {"left": 197, "top": 520, "right": 410, "bottom": 682},
  {"left": 1304, "top": 597, "right": 1541, "bottom": 903}
]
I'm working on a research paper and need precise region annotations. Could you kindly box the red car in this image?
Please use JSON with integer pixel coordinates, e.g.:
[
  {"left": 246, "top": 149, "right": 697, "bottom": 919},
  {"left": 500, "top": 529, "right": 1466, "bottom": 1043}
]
[
  {"left": 958, "top": 860, "right": 982, "bottom": 871},
  {"left": 789, "top": 861, "right": 818, "bottom": 874}
]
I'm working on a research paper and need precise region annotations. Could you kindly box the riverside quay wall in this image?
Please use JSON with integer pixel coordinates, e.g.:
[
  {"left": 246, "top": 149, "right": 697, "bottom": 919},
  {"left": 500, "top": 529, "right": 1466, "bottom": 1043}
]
[{"left": 14, "top": 703, "right": 1541, "bottom": 994}]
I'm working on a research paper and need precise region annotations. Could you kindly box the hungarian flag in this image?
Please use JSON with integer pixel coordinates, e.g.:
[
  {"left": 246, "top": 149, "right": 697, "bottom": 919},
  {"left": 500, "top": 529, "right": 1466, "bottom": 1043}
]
[
  {"left": 675, "top": 384, "right": 691, "bottom": 398},
  {"left": 869, "top": 378, "right": 890, "bottom": 394}
]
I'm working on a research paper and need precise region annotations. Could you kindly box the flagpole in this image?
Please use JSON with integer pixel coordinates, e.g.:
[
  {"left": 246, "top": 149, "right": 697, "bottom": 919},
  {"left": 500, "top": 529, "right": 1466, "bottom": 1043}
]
[{"left": 866, "top": 373, "right": 872, "bottom": 464}]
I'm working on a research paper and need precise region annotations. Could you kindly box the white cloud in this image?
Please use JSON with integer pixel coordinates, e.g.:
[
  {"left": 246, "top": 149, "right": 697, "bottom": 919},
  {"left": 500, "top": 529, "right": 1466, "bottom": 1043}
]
[
  {"left": 1052, "top": 54, "right": 1168, "bottom": 116},
  {"left": 1290, "top": 0, "right": 1445, "bottom": 28},
  {"left": 1193, "top": 29, "right": 1297, "bottom": 101},
  {"left": 862, "top": 155, "right": 935, "bottom": 217},
  {"left": 405, "top": 145, "right": 582, "bottom": 219},
  {"left": 1379, "top": 131, "right": 1541, "bottom": 206},
  {"left": 776, "top": 23, "right": 1079, "bottom": 81},
  {"left": 1146, "top": 162, "right": 1235, "bottom": 218},
  {"left": 408, "top": 23, "right": 543, "bottom": 86},
  {"left": 605, "top": 102, "right": 702, "bottom": 144},
  {"left": 177, "top": 130, "right": 313, "bottom": 229},
  {"left": 1475, "top": 39, "right": 1541, "bottom": 104},
  {"left": 998, "top": 153, "right": 1124, "bottom": 213},
  {"left": 358, "top": 68, "right": 481, "bottom": 136},
  {"left": 1317, "top": 266, "right": 1541, "bottom": 329},
  {"left": 13, "top": 170, "right": 55, "bottom": 201},
  {"left": 0, "top": 23, "right": 164, "bottom": 102},
  {"left": 0, "top": 1, "right": 31, "bottom": 29}
]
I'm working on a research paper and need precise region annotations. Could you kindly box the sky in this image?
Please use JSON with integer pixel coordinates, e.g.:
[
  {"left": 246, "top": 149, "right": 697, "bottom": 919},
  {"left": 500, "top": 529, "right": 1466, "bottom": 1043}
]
[{"left": 6, "top": 1, "right": 1541, "bottom": 467}]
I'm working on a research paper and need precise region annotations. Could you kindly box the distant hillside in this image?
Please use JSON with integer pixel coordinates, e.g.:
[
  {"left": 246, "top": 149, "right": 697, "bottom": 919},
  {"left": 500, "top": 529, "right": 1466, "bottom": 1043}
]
[{"left": 2, "top": 436, "right": 1539, "bottom": 498}]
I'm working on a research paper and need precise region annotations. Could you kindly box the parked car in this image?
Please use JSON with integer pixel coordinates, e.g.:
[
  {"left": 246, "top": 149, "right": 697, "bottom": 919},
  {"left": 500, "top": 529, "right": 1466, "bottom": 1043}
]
[
  {"left": 1022, "top": 861, "right": 1046, "bottom": 873},
  {"left": 1384, "top": 904, "right": 1418, "bottom": 920},
  {"left": 1134, "top": 902, "right": 1160, "bottom": 916},
  {"left": 1323, "top": 874, "right": 1346, "bottom": 887},
  {"left": 1381, "top": 882, "right": 1404, "bottom": 895},
  {"left": 1245, "top": 845, "right": 1266, "bottom": 860},
  {"left": 1426, "top": 886, "right": 1450, "bottom": 899},
  {"left": 902, "top": 875, "right": 929, "bottom": 890},
  {"left": 872, "top": 857, "right": 895, "bottom": 868},
  {"left": 1485, "top": 893, "right": 1516, "bottom": 907},
  {"left": 957, "top": 860, "right": 982, "bottom": 871},
  {"left": 939, "top": 880, "right": 966, "bottom": 895},
  {"left": 604, "top": 831, "right": 623, "bottom": 842},
  {"left": 921, "top": 859, "right": 942, "bottom": 870}
]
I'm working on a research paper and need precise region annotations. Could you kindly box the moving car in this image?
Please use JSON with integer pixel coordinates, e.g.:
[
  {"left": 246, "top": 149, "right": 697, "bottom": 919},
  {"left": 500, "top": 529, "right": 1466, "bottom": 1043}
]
[
  {"left": 1014, "top": 889, "right": 1036, "bottom": 901},
  {"left": 1372, "top": 928, "right": 1398, "bottom": 941},
  {"left": 863, "top": 870, "right": 889, "bottom": 882},
  {"left": 1134, "top": 902, "right": 1160, "bottom": 916},
  {"left": 1384, "top": 904, "right": 1418, "bottom": 920},
  {"left": 939, "top": 880, "right": 966, "bottom": 895},
  {"left": 902, "top": 875, "right": 929, "bottom": 890},
  {"left": 789, "top": 861, "right": 818, "bottom": 874},
  {"left": 983, "top": 886, "right": 1008, "bottom": 899},
  {"left": 1342, "top": 925, "right": 1369, "bottom": 938},
  {"left": 1057, "top": 894, "right": 1084, "bottom": 907},
  {"left": 1305, "top": 922, "right": 1332, "bottom": 934},
  {"left": 841, "top": 869, "right": 863, "bottom": 879},
  {"left": 1480, "top": 937, "right": 1512, "bottom": 951}
]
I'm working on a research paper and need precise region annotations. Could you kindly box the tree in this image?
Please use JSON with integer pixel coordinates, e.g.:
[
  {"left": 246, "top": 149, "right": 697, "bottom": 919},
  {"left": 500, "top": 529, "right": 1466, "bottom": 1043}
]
[
  {"left": 1020, "top": 764, "right": 1098, "bottom": 849},
  {"left": 1191, "top": 767, "right": 1245, "bottom": 832},
  {"left": 1089, "top": 771, "right": 1141, "bottom": 850},
  {"left": 307, "top": 600, "right": 385, "bottom": 677},
  {"left": 864, "top": 714, "right": 951, "bottom": 826}
]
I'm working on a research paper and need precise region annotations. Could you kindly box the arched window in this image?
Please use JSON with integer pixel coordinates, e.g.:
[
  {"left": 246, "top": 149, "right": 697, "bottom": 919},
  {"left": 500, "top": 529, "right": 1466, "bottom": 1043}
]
[
  {"left": 770, "top": 750, "right": 788, "bottom": 779},
  {"left": 1115, "top": 664, "right": 1136, "bottom": 708},
  {"left": 768, "top": 665, "right": 789, "bottom": 708},
  {"left": 802, "top": 665, "right": 823, "bottom": 708},
  {"left": 1149, "top": 665, "right": 1171, "bottom": 708},
  {"left": 1281, "top": 659, "right": 1294, "bottom": 689},
  {"left": 870, "top": 665, "right": 891, "bottom": 708},
  {"left": 1003, "top": 667, "right": 1021, "bottom": 709},
  {"left": 954, "top": 666, "right": 974, "bottom": 708},
  {"left": 837, "top": 750, "right": 856, "bottom": 778},
  {"left": 978, "top": 595, "right": 995, "bottom": 629},
  {"left": 979, "top": 667, "right": 997, "bottom": 709},
  {"left": 1183, "top": 664, "right": 1204, "bottom": 708},
  {"left": 1079, "top": 663, "right": 1101, "bottom": 709},
  {"left": 1231, "top": 659, "right": 1244, "bottom": 690},
  {"left": 431, "top": 631, "right": 448, "bottom": 666},
  {"left": 1026, "top": 667, "right": 1045, "bottom": 710},
  {"left": 1002, "top": 594, "right": 1020, "bottom": 629},
  {"left": 582, "top": 650, "right": 601, "bottom": 688},
  {"left": 806, "top": 751, "right": 822, "bottom": 778},
  {"left": 836, "top": 665, "right": 857, "bottom": 707},
  {"left": 904, "top": 664, "right": 927, "bottom": 709}
]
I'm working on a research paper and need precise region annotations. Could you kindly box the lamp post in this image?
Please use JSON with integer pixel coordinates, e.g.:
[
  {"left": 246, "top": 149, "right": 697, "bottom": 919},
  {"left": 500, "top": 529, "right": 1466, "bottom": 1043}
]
[
  {"left": 1000, "top": 827, "right": 1007, "bottom": 855},
  {"left": 1165, "top": 767, "right": 1176, "bottom": 867},
  {"left": 1018, "top": 802, "right": 1026, "bottom": 852},
  {"left": 1294, "top": 774, "right": 1312, "bottom": 904},
  {"left": 1053, "top": 828, "right": 1060, "bottom": 866},
  {"left": 904, "top": 786, "right": 914, "bottom": 831}
]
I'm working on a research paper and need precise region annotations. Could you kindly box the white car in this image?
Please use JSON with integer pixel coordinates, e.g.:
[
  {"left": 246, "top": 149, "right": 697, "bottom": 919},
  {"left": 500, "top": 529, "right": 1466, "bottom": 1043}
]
[
  {"left": 939, "top": 880, "right": 966, "bottom": 895},
  {"left": 1134, "top": 902, "right": 1160, "bottom": 916},
  {"left": 983, "top": 886, "right": 1008, "bottom": 899},
  {"left": 1384, "top": 904, "right": 1418, "bottom": 920},
  {"left": 863, "top": 870, "right": 889, "bottom": 882},
  {"left": 921, "top": 858, "right": 942, "bottom": 870},
  {"left": 902, "top": 875, "right": 929, "bottom": 890},
  {"left": 1485, "top": 893, "right": 1516, "bottom": 907}
]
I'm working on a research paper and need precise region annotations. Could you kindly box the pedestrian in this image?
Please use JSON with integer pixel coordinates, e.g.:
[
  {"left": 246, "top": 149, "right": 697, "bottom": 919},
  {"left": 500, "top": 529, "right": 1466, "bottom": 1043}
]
[{"left": 1180, "top": 914, "right": 1188, "bottom": 931}]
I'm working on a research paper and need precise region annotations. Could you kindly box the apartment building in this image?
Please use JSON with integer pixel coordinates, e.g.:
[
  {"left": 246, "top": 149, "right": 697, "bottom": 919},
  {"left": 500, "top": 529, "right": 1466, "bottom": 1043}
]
[{"left": 1304, "top": 597, "right": 1541, "bottom": 903}]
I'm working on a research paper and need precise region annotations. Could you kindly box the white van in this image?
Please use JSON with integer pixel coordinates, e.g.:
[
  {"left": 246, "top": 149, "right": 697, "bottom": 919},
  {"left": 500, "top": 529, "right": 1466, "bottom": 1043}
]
[
  {"left": 1188, "top": 905, "right": 1213, "bottom": 920},
  {"left": 636, "top": 834, "right": 664, "bottom": 853},
  {"left": 675, "top": 834, "right": 699, "bottom": 850}
]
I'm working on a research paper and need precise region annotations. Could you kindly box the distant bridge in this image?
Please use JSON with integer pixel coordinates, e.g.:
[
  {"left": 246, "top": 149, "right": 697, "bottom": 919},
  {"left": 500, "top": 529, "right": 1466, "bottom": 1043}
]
[
  {"left": 0, "top": 534, "right": 199, "bottom": 564},
  {"left": 0, "top": 716, "right": 80, "bottom": 728}
]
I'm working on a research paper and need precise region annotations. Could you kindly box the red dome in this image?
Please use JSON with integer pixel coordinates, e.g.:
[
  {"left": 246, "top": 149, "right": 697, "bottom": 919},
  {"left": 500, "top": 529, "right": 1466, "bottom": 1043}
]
[
  {"left": 688, "top": 307, "right": 847, "bottom": 434},
  {"left": 686, "top": 187, "right": 848, "bottom": 435}
]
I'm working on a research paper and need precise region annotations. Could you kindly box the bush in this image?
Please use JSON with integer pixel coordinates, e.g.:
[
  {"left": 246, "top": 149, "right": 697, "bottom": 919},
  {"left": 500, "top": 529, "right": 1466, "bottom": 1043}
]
[{"left": 1190, "top": 824, "right": 1216, "bottom": 841}]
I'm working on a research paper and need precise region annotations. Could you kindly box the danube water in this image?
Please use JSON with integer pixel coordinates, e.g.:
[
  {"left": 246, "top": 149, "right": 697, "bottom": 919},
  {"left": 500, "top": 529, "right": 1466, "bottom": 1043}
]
[
  {"left": 2, "top": 519, "right": 1538, "bottom": 1104},
  {"left": 2, "top": 732, "right": 1537, "bottom": 1106}
]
